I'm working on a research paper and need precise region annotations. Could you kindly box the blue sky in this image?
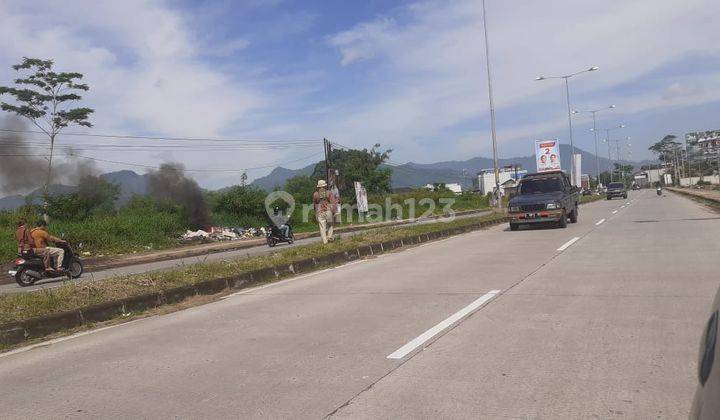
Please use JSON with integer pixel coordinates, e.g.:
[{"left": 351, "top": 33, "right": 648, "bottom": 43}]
[{"left": 1, "top": 0, "right": 719, "bottom": 189}]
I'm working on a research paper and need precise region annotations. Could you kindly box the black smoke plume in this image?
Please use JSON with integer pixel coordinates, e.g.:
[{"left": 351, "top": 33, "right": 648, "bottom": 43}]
[{"left": 147, "top": 163, "right": 210, "bottom": 228}]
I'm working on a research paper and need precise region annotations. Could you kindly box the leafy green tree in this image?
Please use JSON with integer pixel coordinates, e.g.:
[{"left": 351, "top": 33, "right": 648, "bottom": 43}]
[
  {"left": 312, "top": 143, "right": 392, "bottom": 198},
  {"left": 209, "top": 185, "right": 267, "bottom": 220},
  {"left": 598, "top": 171, "right": 612, "bottom": 186},
  {"left": 0, "top": 58, "right": 94, "bottom": 194},
  {"left": 45, "top": 176, "right": 119, "bottom": 220},
  {"left": 284, "top": 175, "right": 318, "bottom": 204},
  {"left": 648, "top": 135, "right": 680, "bottom": 163},
  {"left": 612, "top": 163, "right": 635, "bottom": 182}
]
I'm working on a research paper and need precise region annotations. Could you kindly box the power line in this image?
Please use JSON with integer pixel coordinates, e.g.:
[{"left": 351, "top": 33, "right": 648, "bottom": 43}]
[
  {"left": 0, "top": 142, "right": 319, "bottom": 152},
  {"left": 0, "top": 128, "right": 321, "bottom": 145},
  {"left": 0, "top": 151, "right": 324, "bottom": 173}
]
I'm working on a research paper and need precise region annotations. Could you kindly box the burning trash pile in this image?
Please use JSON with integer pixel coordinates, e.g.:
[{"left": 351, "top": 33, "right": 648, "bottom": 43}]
[{"left": 180, "top": 226, "right": 267, "bottom": 244}]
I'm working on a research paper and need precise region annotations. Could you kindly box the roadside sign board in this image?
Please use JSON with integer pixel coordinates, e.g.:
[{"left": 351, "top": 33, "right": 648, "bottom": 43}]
[
  {"left": 354, "top": 181, "right": 368, "bottom": 213},
  {"left": 535, "top": 139, "right": 561, "bottom": 172}
]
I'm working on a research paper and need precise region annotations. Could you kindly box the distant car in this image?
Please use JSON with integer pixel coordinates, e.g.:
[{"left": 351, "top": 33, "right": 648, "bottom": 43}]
[
  {"left": 606, "top": 182, "right": 628, "bottom": 200},
  {"left": 507, "top": 171, "right": 579, "bottom": 231},
  {"left": 691, "top": 285, "right": 720, "bottom": 419}
]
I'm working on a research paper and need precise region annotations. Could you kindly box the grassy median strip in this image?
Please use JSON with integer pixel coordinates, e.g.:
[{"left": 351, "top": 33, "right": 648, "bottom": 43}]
[
  {"left": 579, "top": 194, "right": 605, "bottom": 204},
  {"left": 0, "top": 213, "right": 506, "bottom": 326}
]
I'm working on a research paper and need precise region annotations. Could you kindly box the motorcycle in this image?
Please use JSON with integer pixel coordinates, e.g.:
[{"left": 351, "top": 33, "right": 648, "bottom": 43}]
[
  {"left": 656, "top": 187, "right": 662, "bottom": 196},
  {"left": 266, "top": 224, "right": 294, "bottom": 247},
  {"left": 9, "top": 242, "right": 84, "bottom": 287}
]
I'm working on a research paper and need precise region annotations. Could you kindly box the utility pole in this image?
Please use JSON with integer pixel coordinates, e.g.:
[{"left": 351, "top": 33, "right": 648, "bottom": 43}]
[
  {"left": 592, "top": 113, "right": 600, "bottom": 187},
  {"left": 716, "top": 146, "right": 720, "bottom": 184},
  {"left": 323, "top": 138, "right": 330, "bottom": 185},
  {"left": 605, "top": 129, "right": 613, "bottom": 183},
  {"left": 482, "top": 0, "right": 501, "bottom": 209}
]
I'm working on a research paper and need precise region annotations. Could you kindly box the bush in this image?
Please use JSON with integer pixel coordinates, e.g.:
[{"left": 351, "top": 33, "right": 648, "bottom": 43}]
[
  {"left": 45, "top": 176, "right": 120, "bottom": 221},
  {"left": 207, "top": 185, "right": 268, "bottom": 225},
  {"left": 284, "top": 175, "right": 317, "bottom": 205}
]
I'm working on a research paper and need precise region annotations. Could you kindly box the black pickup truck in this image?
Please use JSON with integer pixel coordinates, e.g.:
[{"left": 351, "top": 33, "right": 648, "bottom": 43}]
[{"left": 507, "top": 171, "right": 579, "bottom": 231}]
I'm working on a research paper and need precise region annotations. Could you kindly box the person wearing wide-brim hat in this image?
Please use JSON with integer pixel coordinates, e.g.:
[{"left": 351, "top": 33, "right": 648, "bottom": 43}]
[{"left": 312, "top": 179, "right": 337, "bottom": 244}]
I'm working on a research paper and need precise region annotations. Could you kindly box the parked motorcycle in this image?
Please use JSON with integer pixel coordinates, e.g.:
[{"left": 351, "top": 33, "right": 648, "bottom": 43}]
[
  {"left": 266, "top": 224, "right": 294, "bottom": 247},
  {"left": 9, "top": 242, "right": 84, "bottom": 287}
]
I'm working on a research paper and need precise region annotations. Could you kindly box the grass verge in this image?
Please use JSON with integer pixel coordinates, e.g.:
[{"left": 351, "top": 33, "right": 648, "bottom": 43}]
[
  {"left": 0, "top": 212, "right": 506, "bottom": 326},
  {"left": 579, "top": 194, "right": 605, "bottom": 204},
  {"left": 666, "top": 187, "right": 720, "bottom": 213}
]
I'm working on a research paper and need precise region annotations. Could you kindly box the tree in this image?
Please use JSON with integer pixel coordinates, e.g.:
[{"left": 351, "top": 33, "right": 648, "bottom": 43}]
[
  {"left": 312, "top": 143, "right": 393, "bottom": 198},
  {"left": 0, "top": 58, "right": 94, "bottom": 194},
  {"left": 648, "top": 135, "right": 680, "bottom": 164},
  {"left": 649, "top": 135, "right": 682, "bottom": 184},
  {"left": 45, "top": 176, "right": 119, "bottom": 220},
  {"left": 209, "top": 185, "right": 267, "bottom": 220},
  {"left": 612, "top": 163, "right": 635, "bottom": 182},
  {"left": 284, "top": 175, "right": 318, "bottom": 204}
]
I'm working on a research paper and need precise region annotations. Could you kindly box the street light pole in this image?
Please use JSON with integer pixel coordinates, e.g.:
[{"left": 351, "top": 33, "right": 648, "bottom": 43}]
[
  {"left": 482, "top": 0, "right": 501, "bottom": 209},
  {"left": 605, "top": 129, "right": 613, "bottom": 183},
  {"left": 536, "top": 66, "right": 598, "bottom": 187},
  {"left": 563, "top": 77, "right": 576, "bottom": 186},
  {"left": 601, "top": 124, "right": 625, "bottom": 183},
  {"left": 573, "top": 105, "right": 615, "bottom": 188}
]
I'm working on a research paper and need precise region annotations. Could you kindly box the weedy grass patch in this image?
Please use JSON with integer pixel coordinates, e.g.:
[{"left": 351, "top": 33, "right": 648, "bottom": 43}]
[{"left": 0, "top": 213, "right": 505, "bottom": 325}]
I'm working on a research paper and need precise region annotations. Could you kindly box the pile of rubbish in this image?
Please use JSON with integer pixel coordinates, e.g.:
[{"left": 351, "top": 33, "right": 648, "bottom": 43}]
[{"left": 180, "top": 226, "right": 267, "bottom": 244}]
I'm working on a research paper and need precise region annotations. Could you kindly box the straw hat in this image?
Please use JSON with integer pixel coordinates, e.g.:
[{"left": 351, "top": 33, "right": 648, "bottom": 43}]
[{"left": 316, "top": 179, "right": 327, "bottom": 188}]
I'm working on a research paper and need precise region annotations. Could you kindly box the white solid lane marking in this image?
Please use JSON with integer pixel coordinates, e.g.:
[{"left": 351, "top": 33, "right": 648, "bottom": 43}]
[
  {"left": 557, "top": 237, "right": 580, "bottom": 251},
  {"left": 387, "top": 290, "right": 501, "bottom": 360},
  {"left": 612, "top": 210, "right": 618, "bottom": 214},
  {"left": 595, "top": 218, "right": 606, "bottom": 226}
]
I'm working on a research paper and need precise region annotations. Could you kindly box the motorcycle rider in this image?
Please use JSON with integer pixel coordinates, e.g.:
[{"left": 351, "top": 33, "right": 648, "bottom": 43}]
[
  {"left": 30, "top": 220, "right": 66, "bottom": 271},
  {"left": 269, "top": 206, "right": 291, "bottom": 239},
  {"left": 14, "top": 218, "right": 52, "bottom": 271}
]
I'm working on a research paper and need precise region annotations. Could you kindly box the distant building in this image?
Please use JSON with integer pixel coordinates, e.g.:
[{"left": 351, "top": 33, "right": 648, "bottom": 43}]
[
  {"left": 633, "top": 168, "right": 667, "bottom": 187},
  {"left": 476, "top": 168, "right": 527, "bottom": 195},
  {"left": 500, "top": 178, "right": 519, "bottom": 197},
  {"left": 424, "top": 183, "right": 463, "bottom": 194}
]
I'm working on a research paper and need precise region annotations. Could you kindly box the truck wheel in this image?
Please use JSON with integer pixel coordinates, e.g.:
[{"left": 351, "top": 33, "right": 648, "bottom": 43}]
[
  {"left": 510, "top": 223, "right": 519, "bottom": 231},
  {"left": 558, "top": 213, "right": 568, "bottom": 228},
  {"left": 569, "top": 207, "right": 578, "bottom": 223}
]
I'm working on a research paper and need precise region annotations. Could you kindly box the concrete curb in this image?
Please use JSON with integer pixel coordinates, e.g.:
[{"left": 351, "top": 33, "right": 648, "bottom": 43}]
[
  {"left": 0, "top": 208, "right": 492, "bottom": 286},
  {"left": 0, "top": 215, "right": 507, "bottom": 346}
]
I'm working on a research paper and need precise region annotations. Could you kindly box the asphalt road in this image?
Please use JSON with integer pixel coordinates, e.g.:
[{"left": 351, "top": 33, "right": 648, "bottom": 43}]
[
  {"left": 0, "top": 210, "right": 490, "bottom": 294},
  {"left": 1, "top": 190, "right": 717, "bottom": 418}
]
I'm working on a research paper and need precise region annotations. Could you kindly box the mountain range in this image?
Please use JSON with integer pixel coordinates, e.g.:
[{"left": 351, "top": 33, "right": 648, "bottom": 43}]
[
  {"left": 251, "top": 144, "right": 655, "bottom": 191},
  {"left": 0, "top": 145, "right": 654, "bottom": 210}
]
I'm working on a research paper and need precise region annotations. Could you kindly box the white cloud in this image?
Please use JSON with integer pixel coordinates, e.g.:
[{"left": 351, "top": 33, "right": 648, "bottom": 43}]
[
  {"left": 323, "top": 0, "right": 720, "bottom": 161},
  {"left": 0, "top": 1, "right": 266, "bottom": 135},
  {"left": 2, "top": 0, "right": 720, "bottom": 187}
]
